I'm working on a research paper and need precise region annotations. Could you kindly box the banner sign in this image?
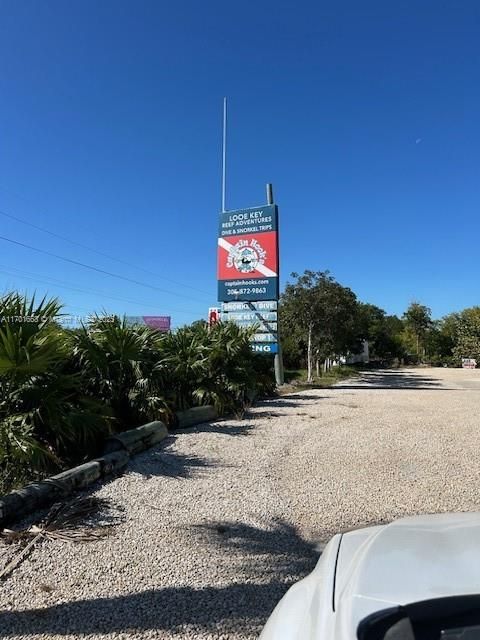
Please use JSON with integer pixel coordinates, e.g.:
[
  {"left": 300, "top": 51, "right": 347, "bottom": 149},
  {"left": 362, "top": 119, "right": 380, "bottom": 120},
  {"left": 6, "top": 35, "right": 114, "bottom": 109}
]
[
  {"left": 462, "top": 358, "right": 477, "bottom": 369},
  {"left": 217, "top": 205, "right": 279, "bottom": 302},
  {"left": 125, "top": 316, "right": 171, "bottom": 332}
]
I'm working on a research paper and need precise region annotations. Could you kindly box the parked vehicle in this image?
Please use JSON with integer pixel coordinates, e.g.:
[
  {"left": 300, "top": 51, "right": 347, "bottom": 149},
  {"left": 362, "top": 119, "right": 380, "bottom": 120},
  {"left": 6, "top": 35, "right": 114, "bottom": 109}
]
[{"left": 260, "top": 512, "right": 480, "bottom": 639}]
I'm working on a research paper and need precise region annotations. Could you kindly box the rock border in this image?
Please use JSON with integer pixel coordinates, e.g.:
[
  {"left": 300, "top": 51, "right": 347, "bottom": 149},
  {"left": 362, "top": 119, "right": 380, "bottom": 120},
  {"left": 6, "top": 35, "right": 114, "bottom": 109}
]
[{"left": 0, "top": 405, "right": 218, "bottom": 528}]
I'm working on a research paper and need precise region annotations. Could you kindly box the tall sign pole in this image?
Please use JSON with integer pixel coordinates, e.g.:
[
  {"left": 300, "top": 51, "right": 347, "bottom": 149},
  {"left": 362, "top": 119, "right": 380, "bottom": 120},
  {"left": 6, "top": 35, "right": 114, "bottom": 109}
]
[
  {"left": 222, "top": 97, "right": 227, "bottom": 213},
  {"left": 266, "top": 183, "right": 284, "bottom": 386},
  {"left": 216, "top": 99, "right": 284, "bottom": 386}
]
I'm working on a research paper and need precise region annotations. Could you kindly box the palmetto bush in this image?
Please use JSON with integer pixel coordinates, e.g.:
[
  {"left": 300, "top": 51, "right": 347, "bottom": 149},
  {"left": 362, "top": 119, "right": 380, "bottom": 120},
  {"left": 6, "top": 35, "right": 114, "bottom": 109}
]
[
  {"left": 0, "top": 294, "right": 276, "bottom": 493},
  {"left": 159, "top": 322, "right": 275, "bottom": 415},
  {"left": 0, "top": 294, "right": 110, "bottom": 493},
  {"left": 71, "top": 315, "right": 171, "bottom": 429}
]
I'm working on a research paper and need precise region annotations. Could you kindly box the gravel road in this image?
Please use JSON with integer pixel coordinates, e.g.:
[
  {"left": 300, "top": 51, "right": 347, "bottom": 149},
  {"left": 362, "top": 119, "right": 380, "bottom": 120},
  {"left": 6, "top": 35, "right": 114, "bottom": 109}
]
[{"left": 2, "top": 367, "right": 480, "bottom": 639}]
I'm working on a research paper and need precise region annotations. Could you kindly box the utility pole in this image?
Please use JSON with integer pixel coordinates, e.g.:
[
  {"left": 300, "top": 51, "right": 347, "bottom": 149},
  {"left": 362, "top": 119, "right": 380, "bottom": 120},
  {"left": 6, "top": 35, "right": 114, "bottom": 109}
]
[{"left": 266, "top": 183, "right": 284, "bottom": 386}]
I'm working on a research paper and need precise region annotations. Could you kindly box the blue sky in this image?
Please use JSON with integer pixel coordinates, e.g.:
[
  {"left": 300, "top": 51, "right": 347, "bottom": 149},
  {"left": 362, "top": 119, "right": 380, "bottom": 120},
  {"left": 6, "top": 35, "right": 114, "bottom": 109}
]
[{"left": 0, "top": 0, "right": 479, "bottom": 324}]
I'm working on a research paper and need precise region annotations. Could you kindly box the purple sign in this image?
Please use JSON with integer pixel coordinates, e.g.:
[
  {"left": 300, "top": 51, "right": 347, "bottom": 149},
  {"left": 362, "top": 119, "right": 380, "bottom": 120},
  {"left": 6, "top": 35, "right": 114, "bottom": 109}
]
[
  {"left": 125, "top": 316, "right": 171, "bottom": 332},
  {"left": 143, "top": 316, "right": 171, "bottom": 331}
]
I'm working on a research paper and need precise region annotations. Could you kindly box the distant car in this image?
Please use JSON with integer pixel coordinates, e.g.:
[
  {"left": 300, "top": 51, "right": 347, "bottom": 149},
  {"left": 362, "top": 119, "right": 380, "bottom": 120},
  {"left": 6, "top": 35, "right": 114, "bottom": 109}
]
[{"left": 259, "top": 512, "right": 480, "bottom": 639}]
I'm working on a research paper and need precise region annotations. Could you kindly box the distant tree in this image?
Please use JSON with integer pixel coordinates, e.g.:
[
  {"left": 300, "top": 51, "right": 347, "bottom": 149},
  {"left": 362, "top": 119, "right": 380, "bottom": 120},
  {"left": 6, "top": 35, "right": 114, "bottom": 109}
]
[
  {"left": 190, "top": 319, "right": 208, "bottom": 331},
  {"left": 357, "top": 303, "right": 404, "bottom": 360},
  {"left": 450, "top": 307, "right": 480, "bottom": 365},
  {"left": 280, "top": 270, "right": 361, "bottom": 382},
  {"left": 425, "top": 317, "right": 456, "bottom": 362},
  {"left": 402, "top": 302, "right": 432, "bottom": 357}
]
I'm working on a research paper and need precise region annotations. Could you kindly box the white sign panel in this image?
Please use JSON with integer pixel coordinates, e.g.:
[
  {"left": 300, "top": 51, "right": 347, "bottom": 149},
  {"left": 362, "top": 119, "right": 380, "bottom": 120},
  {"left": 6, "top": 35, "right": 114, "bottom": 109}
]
[
  {"left": 462, "top": 358, "right": 477, "bottom": 369},
  {"left": 224, "top": 320, "right": 278, "bottom": 331},
  {"left": 249, "top": 333, "right": 277, "bottom": 343},
  {"left": 220, "top": 312, "right": 277, "bottom": 322},
  {"left": 221, "top": 300, "right": 277, "bottom": 312}
]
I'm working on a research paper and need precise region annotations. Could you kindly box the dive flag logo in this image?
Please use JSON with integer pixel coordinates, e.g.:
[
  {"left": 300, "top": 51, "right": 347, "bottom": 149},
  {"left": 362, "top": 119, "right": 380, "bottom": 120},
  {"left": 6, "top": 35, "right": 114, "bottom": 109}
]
[{"left": 217, "top": 231, "right": 278, "bottom": 280}]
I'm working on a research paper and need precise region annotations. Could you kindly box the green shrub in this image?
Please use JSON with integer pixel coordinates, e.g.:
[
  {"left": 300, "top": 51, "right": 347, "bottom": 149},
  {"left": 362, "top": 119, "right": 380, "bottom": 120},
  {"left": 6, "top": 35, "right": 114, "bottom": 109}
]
[
  {"left": 0, "top": 294, "right": 111, "bottom": 491},
  {"left": 0, "top": 295, "right": 276, "bottom": 493}
]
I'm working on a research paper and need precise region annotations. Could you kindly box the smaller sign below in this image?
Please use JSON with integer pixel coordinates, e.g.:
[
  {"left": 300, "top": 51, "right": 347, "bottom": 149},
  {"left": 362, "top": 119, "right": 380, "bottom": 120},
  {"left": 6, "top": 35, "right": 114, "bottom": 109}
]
[
  {"left": 222, "top": 300, "right": 277, "bottom": 312},
  {"left": 462, "top": 358, "right": 477, "bottom": 369},
  {"left": 251, "top": 342, "right": 278, "bottom": 354},
  {"left": 220, "top": 311, "right": 277, "bottom": 322},
  {"left": 125, "top": 316, "right": 171, "bottom": 332},
  {"left": 249, "top": 333, "right": 277, "bottom": 343},
  {"left": 225, "top": 320, "right": 278, "bottom": 331}
]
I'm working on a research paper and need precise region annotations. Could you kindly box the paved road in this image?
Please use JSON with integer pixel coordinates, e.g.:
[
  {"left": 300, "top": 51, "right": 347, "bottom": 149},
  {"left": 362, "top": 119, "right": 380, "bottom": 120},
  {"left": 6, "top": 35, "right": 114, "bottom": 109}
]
[{"left": 2, "top": 367, "right": 480, "bottom": 639}]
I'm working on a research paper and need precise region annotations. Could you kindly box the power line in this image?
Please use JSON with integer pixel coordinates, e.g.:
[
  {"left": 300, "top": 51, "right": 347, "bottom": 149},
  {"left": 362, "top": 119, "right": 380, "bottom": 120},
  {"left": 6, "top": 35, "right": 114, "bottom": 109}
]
[
  {"left": 0, "top": 264, "right": 203, "bottom": 316},
  {"left": 0, "top": 234, "right": 210, "bottom": 304},
  {"left": 0, "top": 204, "right": 212, "bottom": 296}
]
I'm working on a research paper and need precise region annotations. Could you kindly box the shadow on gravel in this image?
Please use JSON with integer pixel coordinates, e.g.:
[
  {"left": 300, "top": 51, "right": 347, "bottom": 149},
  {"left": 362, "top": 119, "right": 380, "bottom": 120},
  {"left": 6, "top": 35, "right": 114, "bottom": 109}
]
[
  {"left": 179, "top": 421, "right": 255, "bottom": 437},
  {"left": 128, "top": 443, "right": 215, "bottom": 480},
  {"left": 260, "top": 395, "right": 328, "bottom": 407},
  {"left": 245, "top": 410, "right": 290, "bottom": 419},
  {"left": 337, "top": 369, "right": 444, "bottom": 390},
  {"left": 277, "top": 393, "right": 329, "bottom": 401},
  {"left": 193, "top": 518, "right": 319, "bottom": 580},
  {"left": 0, "top": 520, "right": 319, "bottom": 637}
]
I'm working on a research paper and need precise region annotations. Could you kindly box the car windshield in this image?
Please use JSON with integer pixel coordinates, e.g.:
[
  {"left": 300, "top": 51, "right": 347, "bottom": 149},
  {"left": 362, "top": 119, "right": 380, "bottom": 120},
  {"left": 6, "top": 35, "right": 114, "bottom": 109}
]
[{"left": 358, "top": 596, "right": 480, "bottom": 640}]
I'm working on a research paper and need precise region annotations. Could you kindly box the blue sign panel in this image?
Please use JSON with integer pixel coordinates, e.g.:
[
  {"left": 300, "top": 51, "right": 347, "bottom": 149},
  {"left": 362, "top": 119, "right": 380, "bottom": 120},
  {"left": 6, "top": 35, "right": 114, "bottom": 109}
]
[
  {"left": 218, "top": 205, "right": 279, "bottom": 303},
  {"left": 218, "top": 204, "right": 278, "bottom": 237},
  {"left": 251, "top": 343, "right": 278, "bottom": 355},
  {"left": 218, "top": 277, "right": 278, "bottom": 303}
]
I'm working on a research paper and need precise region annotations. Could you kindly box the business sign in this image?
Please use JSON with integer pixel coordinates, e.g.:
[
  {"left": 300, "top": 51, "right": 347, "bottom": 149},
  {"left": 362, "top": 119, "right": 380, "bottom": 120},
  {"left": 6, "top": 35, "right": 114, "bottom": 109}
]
[
  {"left": 217, "top": 204, "right": 279, "bottom": 302},
  {"left": 222, "top": 314, "right": 276, "bottom": 330},
  {"left": 222, "top": 301, "right": 277, "bottom": 312},
  {"left": 208, "top": 307, "right": 220, "bottom": 327},
  {"left": 125, "top": 316, "right": 171, "bottom": 332},
  {"left": 221, "top": 303, "right": 278, "bottom": 345},
  {"left": 224, "top": 319, "right": 278, "bottom": 331},
  {"left": 462, "top": 358, "right": 477, "bottom": 369},
  {"left": 249, "top": 333, "right": 277, "bottom": 343},
  {"left": 251, "top": 343, "right": 278, "bottom": 354},
  {"left": 220, "top": 312, "right": 277, "bottom": 322}
]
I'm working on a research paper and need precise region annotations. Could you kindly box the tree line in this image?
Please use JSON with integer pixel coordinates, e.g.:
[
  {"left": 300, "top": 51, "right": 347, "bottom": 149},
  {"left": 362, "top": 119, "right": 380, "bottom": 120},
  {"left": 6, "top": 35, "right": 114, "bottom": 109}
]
[{"left": 279, "top": 270, "right": 480, "bottom": 380}]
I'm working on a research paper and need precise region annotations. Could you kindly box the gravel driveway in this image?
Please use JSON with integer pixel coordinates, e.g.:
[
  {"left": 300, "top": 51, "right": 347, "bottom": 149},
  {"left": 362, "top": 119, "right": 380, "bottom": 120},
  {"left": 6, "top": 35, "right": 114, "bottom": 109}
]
[{"left": 2, "top": 367, "right": 480, "bottom": 639}]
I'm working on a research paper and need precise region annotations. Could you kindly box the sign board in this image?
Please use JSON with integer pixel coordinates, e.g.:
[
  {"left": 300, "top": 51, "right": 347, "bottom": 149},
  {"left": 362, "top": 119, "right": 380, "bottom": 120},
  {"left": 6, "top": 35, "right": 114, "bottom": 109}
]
[
  {"left": 217, "top": 205, "right": 279, "bottom": 302},
  {"left": 125, "top": 316, "right": 171, "bottom": 332},
  {"left": 208, "top": 307, "right": 220, "bottom": 326},
  {"left": 222, "top": 300, "right": 277, "bottom": 312},
  {"left": 251, "top": 343, "right": 278, "bottom": 354},
  {"left": 462, "top": 358, "right": 477, "bottom": 369},
  {"left": 221, "top": 306, "right": 278, "bottom": 341},
  {"left": 220, "top": 311, "right": 277, "bottom": 322},
  {"left": 249, "top": 333, "right": 277, "bottom": 343},
  {"left": 223, "top": 319, "right": 278, "bottom": 331}
]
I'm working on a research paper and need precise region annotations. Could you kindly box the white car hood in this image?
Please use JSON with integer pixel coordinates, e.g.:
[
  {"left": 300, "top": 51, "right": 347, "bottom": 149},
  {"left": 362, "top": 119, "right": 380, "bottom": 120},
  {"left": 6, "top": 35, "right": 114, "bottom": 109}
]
[
  {"left": 260, "top": 512, "right": 480, "bottom": 640},
  {"left": 335, "top": 511, "right": 480, "bottom": 636}
]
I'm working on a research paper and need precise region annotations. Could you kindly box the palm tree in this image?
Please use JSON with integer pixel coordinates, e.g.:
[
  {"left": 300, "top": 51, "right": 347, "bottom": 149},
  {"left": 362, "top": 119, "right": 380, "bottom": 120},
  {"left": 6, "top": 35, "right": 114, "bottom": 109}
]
[{"left": 71, "top": 315, "right": 170, "bottom": 429}]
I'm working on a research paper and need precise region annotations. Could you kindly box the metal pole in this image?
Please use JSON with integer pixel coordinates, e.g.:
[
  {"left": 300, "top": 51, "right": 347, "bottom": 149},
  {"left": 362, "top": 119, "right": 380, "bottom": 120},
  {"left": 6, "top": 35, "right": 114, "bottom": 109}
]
[
  {"left": 266, "top": 183, "right": 273, "bottom": 207},
  {"left": 222, "top": 97, "right": 227, "bottom": 213},
  {"left": 266, "top": 183, "right": 285, "bottom": 386}
]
